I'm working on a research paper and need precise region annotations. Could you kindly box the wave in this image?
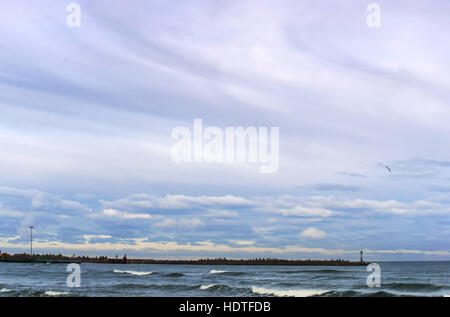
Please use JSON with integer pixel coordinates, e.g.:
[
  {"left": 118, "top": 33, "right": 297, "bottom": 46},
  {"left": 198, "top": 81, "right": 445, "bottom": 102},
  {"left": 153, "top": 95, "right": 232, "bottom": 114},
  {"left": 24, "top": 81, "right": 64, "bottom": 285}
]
[
  {"left": 383, "top": 282, "right": 444, "bottom": 292},
  {"left": 114, "top": 283, "right": 200, "bottom": 292},
  {"left": 155, "top": 284, "right": 200, "bottom": 292},
  {"left": 444, "top": 294, "right": 450, "bottom": 297},
  {"left": 324, "top": 289, "right": 450, "bottom": 297},
  {"left": 322, "top": 290, "right": 362, "bottom": 297},
  {"left": 275, "top": 282, "right": 300, "bottom": 287},
  {"left": 113, "top": 269, "right": 153, "bottom": 276},
  {"left": 361, "top": 291, "right": 398, "bottom": 297},
  {"left": 321, "top": 290, "right": 399, "bottom": 297},
  {"left": 277, "top": 269, "right": 348, "bottom": 274},
  {"left": 209, "top": 269, "right": 227, "bottom": 274},
  {"left": 208, "top": 270, "right": 246, "bottom": 276},
  {"left": 114, "top": 283, "right": 153, "bottom": 289},
  {"left": 0, "top": 288, "right": 11, "bottom": 293},
  {"left": 251, "top": 286, "right": 329, "bottom": 297},
  {"left": 165, "top": 272, "right": 184, "bottom": 277},
  {"left": 310, "top": 275, "right": 353, "bottom": 280},
  {"left": 45, "top": 291, "right": 69, "bottom": 296},
  {"left": 199, "top": 284, "right": 239, "bottom": 294}
]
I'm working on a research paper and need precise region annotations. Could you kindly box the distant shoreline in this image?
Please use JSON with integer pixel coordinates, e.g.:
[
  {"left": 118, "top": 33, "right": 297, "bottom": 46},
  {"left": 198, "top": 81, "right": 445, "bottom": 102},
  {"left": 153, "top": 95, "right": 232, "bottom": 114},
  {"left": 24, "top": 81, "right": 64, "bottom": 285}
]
[{"left": 0, "top": 254, "right": 367, "bottom": 266}]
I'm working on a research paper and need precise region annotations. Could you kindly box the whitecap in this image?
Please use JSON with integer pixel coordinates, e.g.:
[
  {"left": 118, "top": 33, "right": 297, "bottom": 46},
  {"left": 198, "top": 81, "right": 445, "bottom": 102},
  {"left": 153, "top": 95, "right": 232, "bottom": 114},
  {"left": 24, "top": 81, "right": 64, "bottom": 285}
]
[
  {"left": 0, "top": 288, "right": 11, "bottom": 293},
  {"left": 113, "top": 269, "right": 153, "bottom": 276},
  {"left": 209, "top": 270, "right": 227, "bottom": 274},
  {"left": 251, "top": 286, "right": 328, "bottom": 297},
  {"left": 45, "top": 291, "right": 69, "bottom": 296},
  {"left": 200, "top": 284, "right": 217, "bottom": 290}
]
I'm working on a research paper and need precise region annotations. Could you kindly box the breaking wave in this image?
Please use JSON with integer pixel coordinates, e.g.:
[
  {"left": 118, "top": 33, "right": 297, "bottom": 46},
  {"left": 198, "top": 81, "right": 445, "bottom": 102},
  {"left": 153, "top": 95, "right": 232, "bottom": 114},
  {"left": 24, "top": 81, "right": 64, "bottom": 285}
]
[
  {"left": 208, "top": 270, "right": 246, "bottom": 276},
  {"left": 45, "top": 291, "right": 69, "bottom": 296},
  {"left": 209, "top": 269, "right": 227, "bottom": 274},
  {"left": 251, "top": 286, "right": 329, "bottom": 297},
  {"left": 113, "top": 269, "right": 153, "bottom": 276},
  {"left": 199, "top": 284, "right": 241, "bottom": 293}
]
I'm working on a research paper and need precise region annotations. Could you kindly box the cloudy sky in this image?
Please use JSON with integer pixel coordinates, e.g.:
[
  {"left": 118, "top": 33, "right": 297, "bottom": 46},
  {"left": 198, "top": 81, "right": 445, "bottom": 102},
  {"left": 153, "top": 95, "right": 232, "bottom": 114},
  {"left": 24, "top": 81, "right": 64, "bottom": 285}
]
[{"left": 0, "top": 0, "right": 449, "bottom": 260}]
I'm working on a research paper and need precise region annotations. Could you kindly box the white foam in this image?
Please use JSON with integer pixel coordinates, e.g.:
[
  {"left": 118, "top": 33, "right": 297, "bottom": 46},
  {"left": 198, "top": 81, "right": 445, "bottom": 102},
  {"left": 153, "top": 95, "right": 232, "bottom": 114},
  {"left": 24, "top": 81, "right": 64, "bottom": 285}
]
[
  {"left": 0, "top": 288, "right": 11, "bottom": 293},
  {"left": 200, "top": 284, "right": 217, "bottom": 290},
  {"left": 45, "top": 291, "right": 69, "bottom": 296},
  {"left": 209, "top": 270, "right": 227, "bottom": 274},
  {"left": 113, "top": 269, "right": 153, "bottom": 276},
  {"left": 251, "top": 286, "right": 328, "bottom": 297},
  {"left": 444, "top": 294, "right": 450, "bottom": 297}
]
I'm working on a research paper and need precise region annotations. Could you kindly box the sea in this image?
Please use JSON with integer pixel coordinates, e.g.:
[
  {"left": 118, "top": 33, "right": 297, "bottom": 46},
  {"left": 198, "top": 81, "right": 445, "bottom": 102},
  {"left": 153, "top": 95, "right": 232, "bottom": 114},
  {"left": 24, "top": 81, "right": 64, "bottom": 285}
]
[{"left": 0, "top": 261, "right": 448, "bottom": 297}]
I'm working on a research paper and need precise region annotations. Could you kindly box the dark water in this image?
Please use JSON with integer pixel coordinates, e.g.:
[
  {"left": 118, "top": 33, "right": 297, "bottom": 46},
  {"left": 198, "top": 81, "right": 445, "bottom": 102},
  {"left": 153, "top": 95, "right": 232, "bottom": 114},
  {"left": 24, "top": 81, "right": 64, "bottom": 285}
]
[{"left": 0, "top": 262, "right": 448, "bottom": 297}]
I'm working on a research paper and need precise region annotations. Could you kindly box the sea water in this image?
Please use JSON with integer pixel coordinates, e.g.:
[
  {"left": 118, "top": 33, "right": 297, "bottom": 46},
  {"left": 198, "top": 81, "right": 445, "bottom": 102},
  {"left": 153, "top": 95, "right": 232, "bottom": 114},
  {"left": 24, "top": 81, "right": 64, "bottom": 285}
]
[{"left": 0, "top": 261, "right": 448, "bottom": 297}]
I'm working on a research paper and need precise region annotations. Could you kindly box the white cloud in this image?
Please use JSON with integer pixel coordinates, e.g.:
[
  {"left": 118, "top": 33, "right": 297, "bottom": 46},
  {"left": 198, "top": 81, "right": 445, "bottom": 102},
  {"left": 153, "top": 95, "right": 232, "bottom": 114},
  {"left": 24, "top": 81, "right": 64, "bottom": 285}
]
[
  {"left": 180, "top": 218, "right": 205, "bottom": 228},
  {"left": 98, "top": 209, "right": 152, "bottom": 220},
  {"left": 310, "top": 196, "right": 450, "bottom": 216},
  {"left": 275, "top": 206, "right": 337, "bottom": 217},
  {"left": 101, "top": 194, "right": 252, "bottom": 211},
  {"left": 83, "top": 235, "right": 112, "bottom": 243},
  {"left": 0, "top": 186, "right": 92, "bottom": 214},
  {"left": 154, "top": 218, "right": 178, "bottom": 228},
  {"left": 0, "top": 206, "right": 23, "bottom": 218},
  {"left": 203, "top": 209, "right": 239, "bottom": 218},
  {"left": 1, "top": 235, "right": 448, "bottom": 257},
  {"left": 300, "top": 227, "right": 326, "bottom": 239},
  {"left": 154, "top": 217, "right": 205, "bottom": 229},
  {"left": 227, "top": 240, "right": 255, "bottom": 246}
]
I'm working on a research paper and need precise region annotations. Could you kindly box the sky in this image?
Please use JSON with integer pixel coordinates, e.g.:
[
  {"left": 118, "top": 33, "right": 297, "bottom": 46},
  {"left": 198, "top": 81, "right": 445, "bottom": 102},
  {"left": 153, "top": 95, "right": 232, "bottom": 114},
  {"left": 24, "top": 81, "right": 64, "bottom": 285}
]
[{"left": 0, "top": 0, "right": 449, "bottom": 260}]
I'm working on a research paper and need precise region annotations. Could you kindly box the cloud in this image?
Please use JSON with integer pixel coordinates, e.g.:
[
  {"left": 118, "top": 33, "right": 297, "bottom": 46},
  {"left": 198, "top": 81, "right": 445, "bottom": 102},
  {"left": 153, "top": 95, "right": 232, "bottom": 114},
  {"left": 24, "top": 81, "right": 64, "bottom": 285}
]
[
  {"left": 272, "top": 206, "right": 337, "bottom": 217},
  {"left": 428, "top": 186, "right": 450, "bottom": 193},
  {"left": 1, "top": 1, "right": 450, "bottom": 192},
  {"left": 159, "top": 195, "right": 253, "bottom": 208},
  {"left": 0, "top": 186, "right": 92, "bottom": 214},
  {"left": 83, "top": 235, "right": 112, "bottom": 243},
  {"left": 310, "top": 196, "right": 450, "bottom": 216},
  {"left": 254, "top": 195, "right": 450, "bottom": 217},
  {"left": 0, "top": 1, "right": 449, "bottom": 260},
  {"left": 97, "top": 209, "right": 152, "bottom": 220},
  {"left": 154, "top": 217, "right": 205, "bottom": 229},
  {"left": 313, "top": 184, "right": 360, "bottom": 192},
  {"left": 0, "top": 235, "right": 448, "bottom": 257},
  {"left": 338, "top": 172, "right": 366, "bottom": 178},
  {"left": 0, "top": 188, "right": 448, "bottom": 258},
  {"left": 227, "top": 240, "right": 255, "bottom": 246},
  {"left": 0, "top": 203, "right": 23, "bottom": 218},
  {"left": 203, "top": 209, "right": 239, "bottom": 218},
  {"left": 300, "top": 227, "right": 326, "bottom": 239},
  {"left": 100, "top": 194, "right": 253, "bottom": 212}
]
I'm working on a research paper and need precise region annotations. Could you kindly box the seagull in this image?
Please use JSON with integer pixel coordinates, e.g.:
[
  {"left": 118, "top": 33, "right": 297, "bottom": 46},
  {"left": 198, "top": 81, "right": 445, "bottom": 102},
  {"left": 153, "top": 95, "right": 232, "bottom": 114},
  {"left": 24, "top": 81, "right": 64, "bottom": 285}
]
[{"left": 384, "top": 165, "right": 392, "bottom": 173}]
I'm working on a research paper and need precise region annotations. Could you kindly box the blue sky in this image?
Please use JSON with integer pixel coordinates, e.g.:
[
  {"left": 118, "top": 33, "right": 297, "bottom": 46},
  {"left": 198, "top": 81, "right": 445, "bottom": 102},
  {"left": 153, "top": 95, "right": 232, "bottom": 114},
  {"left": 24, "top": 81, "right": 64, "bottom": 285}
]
[{"left": 0, "top": 0, "right": 449, "bottom": 260}]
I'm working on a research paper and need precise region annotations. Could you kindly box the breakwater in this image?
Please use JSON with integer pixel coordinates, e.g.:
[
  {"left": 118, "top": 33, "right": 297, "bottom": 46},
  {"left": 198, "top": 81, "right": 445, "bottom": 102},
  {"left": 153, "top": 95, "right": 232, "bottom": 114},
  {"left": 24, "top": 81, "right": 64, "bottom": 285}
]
[{"left": 0, "top": 253, "right": 366, "bottom": 266}]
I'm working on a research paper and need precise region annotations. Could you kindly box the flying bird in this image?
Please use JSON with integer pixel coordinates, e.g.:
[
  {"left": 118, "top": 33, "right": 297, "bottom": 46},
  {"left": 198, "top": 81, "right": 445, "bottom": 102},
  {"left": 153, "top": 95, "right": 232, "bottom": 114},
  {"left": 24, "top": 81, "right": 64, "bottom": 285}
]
[{"left": 384, "top": 165, "right": 392, "bottom": 173}]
